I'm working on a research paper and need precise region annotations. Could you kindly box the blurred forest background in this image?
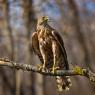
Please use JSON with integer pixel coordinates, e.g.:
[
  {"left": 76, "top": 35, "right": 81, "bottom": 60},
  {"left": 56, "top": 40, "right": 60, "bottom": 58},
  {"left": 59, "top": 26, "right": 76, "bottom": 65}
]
[{"left": 0, "top": 0, "right": 95, "bottom": 95}]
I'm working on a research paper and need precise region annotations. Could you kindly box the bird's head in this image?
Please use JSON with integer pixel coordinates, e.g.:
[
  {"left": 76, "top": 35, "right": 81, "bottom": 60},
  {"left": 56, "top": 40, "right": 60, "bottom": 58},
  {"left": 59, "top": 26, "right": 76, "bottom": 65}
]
[{"left": 37, "top": 16, "right": 49, "bottom": 26}]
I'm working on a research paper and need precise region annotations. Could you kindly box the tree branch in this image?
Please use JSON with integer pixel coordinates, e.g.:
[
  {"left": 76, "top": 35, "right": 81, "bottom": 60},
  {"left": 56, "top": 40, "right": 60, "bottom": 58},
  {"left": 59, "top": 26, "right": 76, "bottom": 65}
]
[{"left": 0, "top": 58, "right": 95, "bottom": 82}]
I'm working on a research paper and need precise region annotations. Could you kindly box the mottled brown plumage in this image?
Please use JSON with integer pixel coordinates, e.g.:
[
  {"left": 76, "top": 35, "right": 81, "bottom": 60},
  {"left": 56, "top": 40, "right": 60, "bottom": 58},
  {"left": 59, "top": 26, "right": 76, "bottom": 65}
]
[{"left": 31, "top": 16, "right": 72, "bottom": 91}]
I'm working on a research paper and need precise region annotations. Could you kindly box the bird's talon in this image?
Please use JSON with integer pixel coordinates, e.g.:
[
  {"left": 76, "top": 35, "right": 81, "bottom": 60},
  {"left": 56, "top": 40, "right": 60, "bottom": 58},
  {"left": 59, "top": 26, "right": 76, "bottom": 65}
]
[
  {"left": 51, "top": 67, "right": 59, "bottom": 73},
  {"left": 37, "top": 64, "right": 43, "bottom": 70},
  {"left": 51, "top": 67, "right": 55, "bottom": 73},
  {"left": 37, "top": 64, "right": 47, "bottom": 72},
  {"left": 41, "top": 68, "right": 45, "bottom": 72}
]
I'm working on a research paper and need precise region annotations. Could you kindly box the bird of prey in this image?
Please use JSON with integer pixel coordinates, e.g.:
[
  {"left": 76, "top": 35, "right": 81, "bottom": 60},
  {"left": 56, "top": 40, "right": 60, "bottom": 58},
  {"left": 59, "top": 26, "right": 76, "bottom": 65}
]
[{"left": 31, "top": 16, "right": 72, "bottom": 91}]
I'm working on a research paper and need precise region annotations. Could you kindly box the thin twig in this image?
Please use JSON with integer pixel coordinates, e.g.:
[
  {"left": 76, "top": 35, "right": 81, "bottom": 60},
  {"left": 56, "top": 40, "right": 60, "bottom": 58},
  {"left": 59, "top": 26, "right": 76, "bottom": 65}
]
[{"left": 0, "top": 58, "right": 95, "bottom": 82}]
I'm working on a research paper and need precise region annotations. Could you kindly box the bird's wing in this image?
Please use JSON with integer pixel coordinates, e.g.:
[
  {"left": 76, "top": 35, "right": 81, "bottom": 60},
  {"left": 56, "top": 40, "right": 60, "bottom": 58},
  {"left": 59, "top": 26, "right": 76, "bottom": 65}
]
[
  {"left": 31, "top": 32, "right": 43, "bottom": 63},
  {"left": 52, "top": 30, "right": 69, "bottom": 69}
]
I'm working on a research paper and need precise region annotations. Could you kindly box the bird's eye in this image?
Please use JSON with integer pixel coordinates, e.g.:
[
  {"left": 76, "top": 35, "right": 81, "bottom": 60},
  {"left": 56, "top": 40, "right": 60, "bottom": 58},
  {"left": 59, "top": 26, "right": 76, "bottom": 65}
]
[{"left": 42, "top": 17, "right": 45, "bottom": 20}]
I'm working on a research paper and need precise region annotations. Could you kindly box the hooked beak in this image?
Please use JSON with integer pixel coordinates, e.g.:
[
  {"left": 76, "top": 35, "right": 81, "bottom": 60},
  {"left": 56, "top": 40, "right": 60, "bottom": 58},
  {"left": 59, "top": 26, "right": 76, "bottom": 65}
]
[
  {"left": 47, "top": 18, "right": 52, "bottom": 22},
  {"left": 44, "top": 16, "right": 52, "bottom": 22}
]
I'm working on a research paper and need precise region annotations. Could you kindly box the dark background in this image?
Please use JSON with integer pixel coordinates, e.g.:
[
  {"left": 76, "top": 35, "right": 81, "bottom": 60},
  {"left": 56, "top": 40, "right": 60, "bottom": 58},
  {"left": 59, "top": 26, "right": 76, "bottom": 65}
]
[{"left": 0, "top": 0, "right": 95, "bottom": 95}]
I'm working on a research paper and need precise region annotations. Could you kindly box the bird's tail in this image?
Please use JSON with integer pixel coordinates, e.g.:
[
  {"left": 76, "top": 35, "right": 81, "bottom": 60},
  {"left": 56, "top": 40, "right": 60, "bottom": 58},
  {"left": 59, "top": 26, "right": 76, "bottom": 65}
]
[{"left": 56, "top": 76, "right": 72, "bottom": 92}]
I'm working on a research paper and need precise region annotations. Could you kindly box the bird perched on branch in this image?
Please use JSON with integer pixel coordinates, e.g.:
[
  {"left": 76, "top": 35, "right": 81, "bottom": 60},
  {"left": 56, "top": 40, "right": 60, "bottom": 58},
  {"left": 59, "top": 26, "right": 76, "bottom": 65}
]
[{"left": 31, "top": 16, "right": 72, "bottom": 92}]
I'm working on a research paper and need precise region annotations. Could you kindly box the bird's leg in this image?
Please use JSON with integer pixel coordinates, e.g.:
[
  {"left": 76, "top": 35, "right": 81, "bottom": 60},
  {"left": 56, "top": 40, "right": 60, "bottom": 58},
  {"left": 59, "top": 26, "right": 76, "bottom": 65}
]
[
  {"left": 41, "top": 56, "right": 48, "bottom": 72},
  {"left": 52, "top": 57, "right": 59, "bottom": 73},
  {"left": 39, "top": 45, "right": 47, "bottom": 72},
  {"left": 52, "top": 40, "right": 59, "bottom": 73},
  {"left": 52, "top": 62, "right": 58, "bottom": 73}
]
